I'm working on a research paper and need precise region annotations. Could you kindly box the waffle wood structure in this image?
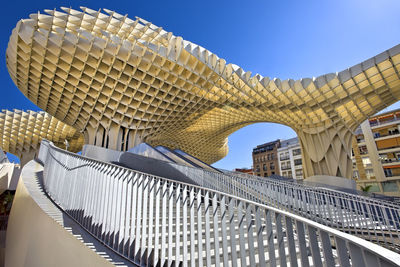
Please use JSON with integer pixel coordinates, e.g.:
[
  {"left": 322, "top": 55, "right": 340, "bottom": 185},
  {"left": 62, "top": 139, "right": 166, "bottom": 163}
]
[
  {"left": 6, "top": 7, "right": 400, "bottom": 178},
  {"left": 0, "top": 109, "right": 83, "bottom": 165}
]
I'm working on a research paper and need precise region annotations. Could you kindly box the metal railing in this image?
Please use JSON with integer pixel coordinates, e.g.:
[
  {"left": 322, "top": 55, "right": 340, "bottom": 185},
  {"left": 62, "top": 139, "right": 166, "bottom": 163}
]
[
  {"left": 217, "top": 170, "right": 400, "bottom": 252},
  {"left": 38, "top": 140, "right": 400, "bottom": 266},
  {"left": 381, "top": 158, "right": 400, "bottom": 164},
  {"left": 370, "top": 117, "right": 400, "bottom": 127},
  {"left": 86, "top": 141, "right": 400, "bottom": 252},
  {"left": 160, "top": 158, "right": 400, "bottom": 252}
]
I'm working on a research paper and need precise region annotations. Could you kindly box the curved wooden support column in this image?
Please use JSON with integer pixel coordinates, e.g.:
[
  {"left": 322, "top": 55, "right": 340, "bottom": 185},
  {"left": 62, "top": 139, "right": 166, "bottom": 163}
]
[{"left": 297, "top": 124, "right": 354, "bottom": 178}]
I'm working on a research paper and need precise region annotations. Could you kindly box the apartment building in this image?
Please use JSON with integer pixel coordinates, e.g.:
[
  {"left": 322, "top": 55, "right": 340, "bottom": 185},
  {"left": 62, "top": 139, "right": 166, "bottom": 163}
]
[
  {"left": 252, "top": 137, "right": 305, "bottom": 179},
  {"left": 277, "top": 137, "right": 304, "bottom": 180},
  {"left": 352, "top": 108, "right": 400, "bottom": 197},
  {"left": 252, "top": 140, "right": 280, "bottom": 176}
]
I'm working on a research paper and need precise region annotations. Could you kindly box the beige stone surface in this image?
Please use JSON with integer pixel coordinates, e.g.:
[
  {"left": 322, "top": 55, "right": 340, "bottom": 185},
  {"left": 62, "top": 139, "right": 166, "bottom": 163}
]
[
  {"left": 0, "top": 110, "right": 83, "bottom": 165},
  {"left": 6, "top": 7, "right": 400, "bottom": 177},
  {"left": 5, "top": 161, "right": 116, "bottom": 267}
]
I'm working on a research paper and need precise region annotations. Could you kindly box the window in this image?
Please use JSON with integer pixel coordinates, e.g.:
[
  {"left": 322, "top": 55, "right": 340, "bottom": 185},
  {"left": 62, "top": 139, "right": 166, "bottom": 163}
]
[
  {"left": 281, "top": 161, "right": 291, "bottom": 170},
  {"left": 263, "top": 164, "right": 267, "bottom": 171},
  {"left": 287, "top": 171, "right": 293, "bottom": 178},
  {"left": 379, "top": 154, "right": 388, "bottom": 162},
  {"left": 388, "top": 128, "right": 399, "bottom": 135},
  {"left": 359, "top": 145, "right": 368, "bottom": 155},
  {"left": 294, "top": 159, "right": 302, "bottom": 166},
  {"left": 270, "top": 162, "right": 275, "bottom": 170},
  {"left": 271, "top": 154, "right": 275, "bottom": 160},
  {"left": 384, "top": 168, "right": 393, "bottom": 177},
  {"left": 295, "top": 169, "right": 303, "bottom": 177},
  {"left": 280, "top": 152, "right": 289, "bottom": 160},
  {"left": 267, "top": 154, "right": 271, "bottom": 160},
  {"left": 292, "top": 148, "right": 301, "bottom": 156},
  {"left": 255, "top": 165, "right": 260, "bottom": 172},
  {"left": 369, "top": 120, "right": 378, "bottom": 127},
  {"left": 366, "top": 169, "right": 375, "bottom": 179},
  {"left": 382, "top": 181, "right": 399, "bottom": 192},
  {"left": 362, "top": 157, "right": 371, "bottom": 168}
]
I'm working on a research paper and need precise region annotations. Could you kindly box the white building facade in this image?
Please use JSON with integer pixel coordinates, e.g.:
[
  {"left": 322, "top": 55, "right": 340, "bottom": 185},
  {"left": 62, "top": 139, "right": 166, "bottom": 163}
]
[{"left": 277, "top": 137, "right": 303, "bottom": 180}]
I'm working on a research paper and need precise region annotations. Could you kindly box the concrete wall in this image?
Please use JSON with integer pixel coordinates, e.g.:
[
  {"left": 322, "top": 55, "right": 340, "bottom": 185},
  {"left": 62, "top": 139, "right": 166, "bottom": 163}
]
[
  {"left": 5, "top": 161, "right": 115, "bottom": 267},
  {"left": 118, "top": 152, "right": 200, "bottom": 185},
  {"left": 127, "top": 143, "right": 172, "bottom": 162},
  {"left": 82, "top": 144, "right": 122, "bottom": 163}
]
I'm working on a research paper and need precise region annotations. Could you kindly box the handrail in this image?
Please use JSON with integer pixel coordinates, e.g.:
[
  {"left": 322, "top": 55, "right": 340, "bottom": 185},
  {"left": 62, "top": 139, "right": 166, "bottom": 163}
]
[
  {"left": 38, "top": 140, "right": 400, "bottom": 266},
  {"left": 48, "top": 140, "right": 400, "bottom": 251},
  {"left": 213, "top": 169, "right": 400, "bottom": 251},
  {"left": 155, "top": 157, "right": 400, "bottom": 251},
  {"left": 226, "top": 169, "right": 399, "bottom": 208}
]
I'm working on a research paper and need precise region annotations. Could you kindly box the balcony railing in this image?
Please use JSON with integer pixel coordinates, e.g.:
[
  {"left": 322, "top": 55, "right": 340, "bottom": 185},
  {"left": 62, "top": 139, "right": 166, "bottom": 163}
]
[
  {"left": 38, "top": 141, "right": 400, "bottom": 266},
  {"left": 381, "top": 158, "right": 400, "bottom": 164},
  {"left": 370, "top": 117, "right": 400, "bottom": 127},
  {"left": 375, "top": 131, "right": 400, "bottom": 139}
]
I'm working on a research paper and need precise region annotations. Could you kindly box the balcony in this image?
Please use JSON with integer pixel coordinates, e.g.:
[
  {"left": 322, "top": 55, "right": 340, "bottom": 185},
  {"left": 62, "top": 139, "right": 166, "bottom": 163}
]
[
  {"left": 370, "top": 116, "right": 400, "bottom": 129},
  {"left": 356, "top": 138, "right": 365, "bottom": 144},
  {"left": 374, "top": 131, "right": 400, "bottom": 141},
  {"left": 381, "top": 158, "right": 400, "bottom": 164}
]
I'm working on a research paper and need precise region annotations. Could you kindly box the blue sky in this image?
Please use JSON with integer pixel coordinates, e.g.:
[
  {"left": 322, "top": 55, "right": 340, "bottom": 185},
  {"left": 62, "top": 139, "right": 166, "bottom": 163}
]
[{"left": 1, "top": 0, "right": 400, "bottom": 168}]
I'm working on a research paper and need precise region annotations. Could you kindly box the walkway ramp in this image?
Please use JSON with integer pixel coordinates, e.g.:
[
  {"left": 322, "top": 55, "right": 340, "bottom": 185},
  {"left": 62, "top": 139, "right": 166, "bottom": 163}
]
[
  {"left": 127, "top": 143, "right": 173, "bottom": 163},
  {"left": 174, "top": 149, "right": 221, "bottom": 172},
  {"left": 33, "top": 140, "right": 400, "bottom": 267}
]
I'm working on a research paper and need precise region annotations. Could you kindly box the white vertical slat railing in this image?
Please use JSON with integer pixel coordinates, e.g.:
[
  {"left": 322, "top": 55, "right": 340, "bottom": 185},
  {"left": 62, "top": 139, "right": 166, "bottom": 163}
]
[
  {"left": 174, "top": 163, "right": 400, "bottom": 251},
  {"left": 38, "top": 140, "right": 400, "bottom": 266}
]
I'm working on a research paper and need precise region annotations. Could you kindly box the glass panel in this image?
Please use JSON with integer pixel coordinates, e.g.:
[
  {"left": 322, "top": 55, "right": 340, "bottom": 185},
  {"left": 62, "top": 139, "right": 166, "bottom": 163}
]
[
  {"left": 382, "top": 181, "right": 399, "bottom": 192},
  {"left": 292, "top": 149, "right": 301, "bottom": 156},
  {"left": 366, "top": 183, "right": 380, "bottom": 192}
]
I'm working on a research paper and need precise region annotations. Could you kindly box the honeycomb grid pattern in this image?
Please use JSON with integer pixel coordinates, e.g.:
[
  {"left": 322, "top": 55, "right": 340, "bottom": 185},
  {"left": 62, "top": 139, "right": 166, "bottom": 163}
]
[
  {"left": 0, "top": 109, "right": 84, "bottom": 165},
  {"left": 5, "top": 7, "right": 400, "bottom": 178}
]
